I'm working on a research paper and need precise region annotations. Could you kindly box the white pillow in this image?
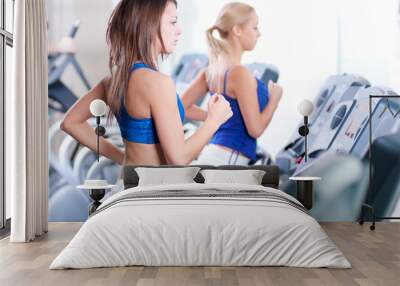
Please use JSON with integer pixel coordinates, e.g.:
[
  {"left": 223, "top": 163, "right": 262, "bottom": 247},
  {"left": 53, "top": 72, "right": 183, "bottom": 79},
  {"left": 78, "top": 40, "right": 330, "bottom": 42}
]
[
  {"left": 200, "top": 169, "right": 266, "bottom": 185},
  {"left": 135, "top": 167, "right": 201, "bottom": 186}
]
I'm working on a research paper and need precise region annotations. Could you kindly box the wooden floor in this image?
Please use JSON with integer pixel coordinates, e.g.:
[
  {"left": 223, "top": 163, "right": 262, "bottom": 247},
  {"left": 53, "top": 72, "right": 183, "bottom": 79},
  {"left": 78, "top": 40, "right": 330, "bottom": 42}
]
[{"left": 0, "top": 222, "right": 399, "bottom": 286}]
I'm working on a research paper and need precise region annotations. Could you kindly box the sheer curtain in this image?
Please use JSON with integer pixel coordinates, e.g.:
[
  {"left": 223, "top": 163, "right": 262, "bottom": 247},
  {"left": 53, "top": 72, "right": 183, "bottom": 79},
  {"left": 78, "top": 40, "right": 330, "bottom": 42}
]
[{"left": 7, "top": 0, "right": 48, "bottom": 242}]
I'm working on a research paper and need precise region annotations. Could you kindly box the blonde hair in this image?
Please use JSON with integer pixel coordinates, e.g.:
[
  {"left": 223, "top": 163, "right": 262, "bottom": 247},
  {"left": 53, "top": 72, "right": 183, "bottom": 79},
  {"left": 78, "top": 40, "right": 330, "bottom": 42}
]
[{"left": 206, "top": 2, "right": 255, "bottom": 91}]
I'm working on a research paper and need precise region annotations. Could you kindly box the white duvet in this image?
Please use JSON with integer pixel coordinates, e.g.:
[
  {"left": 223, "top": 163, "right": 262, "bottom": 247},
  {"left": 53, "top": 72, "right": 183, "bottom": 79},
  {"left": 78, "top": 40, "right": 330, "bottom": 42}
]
[{"left": 50, "top": 183, "right": 351, "bottom": 269}]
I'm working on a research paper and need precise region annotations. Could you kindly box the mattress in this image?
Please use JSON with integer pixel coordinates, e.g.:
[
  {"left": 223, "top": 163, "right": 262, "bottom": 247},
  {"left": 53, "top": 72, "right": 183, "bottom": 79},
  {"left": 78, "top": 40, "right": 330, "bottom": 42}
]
[{"left": 50, "top": 183, "right": 350, "bottom": 269}]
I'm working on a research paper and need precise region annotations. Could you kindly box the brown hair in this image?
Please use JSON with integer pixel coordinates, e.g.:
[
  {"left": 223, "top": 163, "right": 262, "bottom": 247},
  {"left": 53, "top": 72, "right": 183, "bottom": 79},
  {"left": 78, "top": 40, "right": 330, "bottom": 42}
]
[
  {"left": 106, "top": 0, "right": 177, "bottom": 120},
  {"left": 206, "top": 2, "right": 255, "bottom": 91}
]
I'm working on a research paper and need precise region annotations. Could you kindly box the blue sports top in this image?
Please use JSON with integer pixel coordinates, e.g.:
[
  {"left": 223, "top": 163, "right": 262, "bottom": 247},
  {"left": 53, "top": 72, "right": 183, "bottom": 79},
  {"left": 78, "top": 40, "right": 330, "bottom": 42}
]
[
  {"left": 116, "top": 62, "right": 185, "bottom": 144},
  {"left": 209, "top": 69, "right": 269, "bottom": 160}
]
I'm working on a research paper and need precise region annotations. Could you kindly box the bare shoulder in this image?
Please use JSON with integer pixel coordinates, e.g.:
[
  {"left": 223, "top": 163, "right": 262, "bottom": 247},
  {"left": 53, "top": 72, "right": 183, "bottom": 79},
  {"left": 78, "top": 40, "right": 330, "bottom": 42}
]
[
  {"left": 130, "top": 69, "right": 175, "bottom": 102},
  {"left": 228, "top": 65, "right": 256, "bottom": 91},
  {"left": 144, "top": 70, "right": 173, "bottom": 89},
  {"left": 229, "top": 65, "right": 253, "bottom": 81},
  {"left": 100, "top": 76, "right": 111, "bottom": 100}
]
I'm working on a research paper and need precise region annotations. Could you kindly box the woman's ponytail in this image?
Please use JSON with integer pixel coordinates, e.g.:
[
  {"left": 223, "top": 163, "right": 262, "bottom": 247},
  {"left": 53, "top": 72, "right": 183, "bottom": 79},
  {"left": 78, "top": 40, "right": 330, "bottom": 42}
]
[
  {"left": 205, "top": 2, "right": 255, "bottom": 91},
  {"left": 206, "top": 26, "right": 228, "bottom": 64},
  {"left": 206, "top": 26, "right": 229, "bottom": 90}
]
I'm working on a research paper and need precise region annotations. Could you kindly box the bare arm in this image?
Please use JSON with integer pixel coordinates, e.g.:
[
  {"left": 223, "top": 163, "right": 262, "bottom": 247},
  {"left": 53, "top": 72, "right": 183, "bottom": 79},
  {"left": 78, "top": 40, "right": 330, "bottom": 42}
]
[
  {"left": 149, "top": 74, "right": 232, "bottom": 165},
  {"left": 230, "top": 66, "right": 283, "bottom": 138},
  {"left": 180, "top": 69, "right": 208, "bottom": 121},
  {"left": 185, "top": 105, "right": 208, "bottom": 122},
  {"left": 60, "top": 77, "right": 125, "bottom": 165}
]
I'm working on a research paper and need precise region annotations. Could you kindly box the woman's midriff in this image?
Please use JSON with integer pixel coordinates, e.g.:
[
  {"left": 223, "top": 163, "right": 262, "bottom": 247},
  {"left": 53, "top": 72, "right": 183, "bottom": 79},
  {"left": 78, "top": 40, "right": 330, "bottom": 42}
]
[{"left": 123, "top": 141, "right": 166, "bottom": 165}]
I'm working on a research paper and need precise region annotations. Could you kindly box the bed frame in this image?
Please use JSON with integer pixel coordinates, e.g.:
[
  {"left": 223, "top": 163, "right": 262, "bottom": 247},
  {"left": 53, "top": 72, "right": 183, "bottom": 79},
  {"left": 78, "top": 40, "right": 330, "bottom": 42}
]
[{"left": 123, "top": 165, "right": 280, "bottom": 190}]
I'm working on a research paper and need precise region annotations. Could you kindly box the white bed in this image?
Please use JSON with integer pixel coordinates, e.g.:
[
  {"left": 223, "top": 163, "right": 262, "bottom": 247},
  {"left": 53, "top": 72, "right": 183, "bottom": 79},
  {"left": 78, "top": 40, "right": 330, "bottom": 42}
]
[{"left": 50, "top": 183, "right": 350, "bottom": 269}]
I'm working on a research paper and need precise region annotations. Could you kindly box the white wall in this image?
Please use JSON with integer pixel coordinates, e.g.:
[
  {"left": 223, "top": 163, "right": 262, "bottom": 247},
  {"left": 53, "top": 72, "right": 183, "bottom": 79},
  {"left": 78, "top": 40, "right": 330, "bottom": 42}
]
[
  {"left": 46, "top": 0, "right": 400, "bottom": 158},
  {"left": 338, "top": 0, "right": 400, "bottom": 91}
]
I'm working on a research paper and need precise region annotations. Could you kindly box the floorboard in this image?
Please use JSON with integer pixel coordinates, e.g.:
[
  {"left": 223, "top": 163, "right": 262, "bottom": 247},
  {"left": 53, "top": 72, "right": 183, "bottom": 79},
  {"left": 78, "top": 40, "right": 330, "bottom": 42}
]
[{"left": 0, "top": 222, "right": 399, "bottom": 286}]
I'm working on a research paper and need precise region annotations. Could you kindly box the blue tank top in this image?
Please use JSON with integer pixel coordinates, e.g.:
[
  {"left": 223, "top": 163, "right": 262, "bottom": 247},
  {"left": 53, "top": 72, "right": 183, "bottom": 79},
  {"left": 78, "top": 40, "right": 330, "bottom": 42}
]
[
  {"left": 116, "top": 62, "right": 185, "bottom": 144},
  {"left": 209, "top": 69, "right": 269, "bottom": 160}
]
